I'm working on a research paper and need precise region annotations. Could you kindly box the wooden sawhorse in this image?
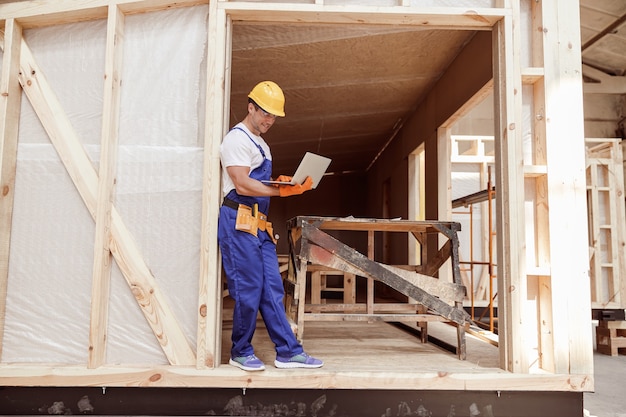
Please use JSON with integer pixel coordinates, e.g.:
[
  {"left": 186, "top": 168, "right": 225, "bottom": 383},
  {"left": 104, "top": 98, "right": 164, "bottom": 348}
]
[{"left": 282, "top": 216, "right": 471, "bottom": 360}]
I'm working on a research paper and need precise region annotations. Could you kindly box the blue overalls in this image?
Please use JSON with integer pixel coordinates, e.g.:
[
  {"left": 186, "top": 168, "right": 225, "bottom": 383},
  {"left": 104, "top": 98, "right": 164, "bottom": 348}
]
[{"left": 218, "top": 127, "right": 303, "bottom": 359}]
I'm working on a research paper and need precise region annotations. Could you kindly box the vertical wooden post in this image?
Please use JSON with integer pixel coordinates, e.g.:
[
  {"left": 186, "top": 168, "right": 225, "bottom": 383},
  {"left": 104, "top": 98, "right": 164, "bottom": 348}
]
[
  {"left": 0, "top": 20, "right": 23, "bottom": 359},
  {"left": 493, "top": 11, "right": 528, "bottom": 372},
  {"left": 197, "top": 0, "right": 229, "bottom": 368},
  {"left": 541, "top": 0, "right": 593, "bottom": 375},
  {"left": 437, "top": 127, "right": 452, "bottom": 284},
  {"left": 367, "top": 230, "right": 374, "bottom": 315},
  {"left": 89, "top": 4, "right": 125, "bottom": 369}
]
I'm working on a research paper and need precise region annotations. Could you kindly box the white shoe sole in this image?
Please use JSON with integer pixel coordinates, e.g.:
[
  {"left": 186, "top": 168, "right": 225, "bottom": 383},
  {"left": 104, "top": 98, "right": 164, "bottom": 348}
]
[
  {"left": 229, "top": 358, "right": 265, "bottom": 371},
  {"left": 274, "top": 360, "right": 323, "bottom": 369}
]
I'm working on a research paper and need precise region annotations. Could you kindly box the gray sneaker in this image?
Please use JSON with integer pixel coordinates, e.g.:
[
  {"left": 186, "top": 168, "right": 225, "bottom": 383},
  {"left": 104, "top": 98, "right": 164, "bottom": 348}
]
[{"left": 274, "top": 352, "right": 323, "bottom": 369}]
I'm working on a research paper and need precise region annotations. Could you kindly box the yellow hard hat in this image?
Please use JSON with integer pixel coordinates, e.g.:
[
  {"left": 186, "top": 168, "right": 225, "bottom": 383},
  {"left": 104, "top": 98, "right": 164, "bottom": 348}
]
[{"left": 248, "top": 81, "right": 285, "bottom": 117}]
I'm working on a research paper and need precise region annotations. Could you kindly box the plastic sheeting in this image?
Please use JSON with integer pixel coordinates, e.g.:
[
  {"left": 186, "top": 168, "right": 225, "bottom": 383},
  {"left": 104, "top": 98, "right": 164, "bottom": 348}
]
[
  {"left": 3, "top": 5, "right": 208, "bottom": 364},
  {"left": 1, "top": 0, "right": 499, "bottom": 364}
]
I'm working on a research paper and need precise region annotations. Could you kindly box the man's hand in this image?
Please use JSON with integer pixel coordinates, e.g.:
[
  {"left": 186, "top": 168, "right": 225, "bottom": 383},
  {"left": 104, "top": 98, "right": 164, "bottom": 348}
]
[
  {"left": 272, "top": 175, "right": 292, "bottom": 187},
  {"left": 279, "top": 176, "right": 313, "bottom": 197}
]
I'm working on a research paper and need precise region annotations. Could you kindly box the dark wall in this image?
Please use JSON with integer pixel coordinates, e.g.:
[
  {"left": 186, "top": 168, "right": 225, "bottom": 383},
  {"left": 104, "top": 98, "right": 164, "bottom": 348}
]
[
  {"left": 365, "top": 31, "right": 493, "bottom": 266},
  {"left": 269, "top": 173, "right": 369, "bottom": 254},
  {"left": 268, "top": 32, "right": 493, "bottom": 263},
  {"left": 0, "top": 386, "right": 584, "bottom": 416}
]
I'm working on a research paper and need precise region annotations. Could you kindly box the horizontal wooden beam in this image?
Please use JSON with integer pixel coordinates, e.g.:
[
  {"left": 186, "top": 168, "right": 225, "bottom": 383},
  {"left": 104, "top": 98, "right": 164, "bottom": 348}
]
[
  {"left": 0, "top": 0, "right": 205, "bottom": 28},
  {"left": 582, "top": 64, "right": 626, "bottom": 94},
  {"left": 223, "top": 3, "right": 507, "bottom": 29},
  {"left": 0, "top": 364, "right": 593, "bottom": 392},
  {"left": 0, "top": 0, "right": 508, "bottom": 30}
]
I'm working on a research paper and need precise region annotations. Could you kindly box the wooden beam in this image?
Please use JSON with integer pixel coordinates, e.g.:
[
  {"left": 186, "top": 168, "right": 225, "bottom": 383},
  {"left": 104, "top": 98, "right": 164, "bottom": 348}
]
[
  {"left": 196, "top": 1, "right": 228, "bottom": 369},
  {"left": 0, "top": 19, "right": 23, "bottom": 359},
  {"left": 10, "top": 34, "right": 195, "bottom": 366},
  {"left": 382, "top": 264, "right": 465, "bottom": 304},
  {"left": 0, "top": 0, "right": 205, "bottom": 29},
  {"left": 88, "top": 5, "right": 125, "bottom": 369},
  {"left": 582, "top": 64, "right": 626, "bottom": 94},
  {"left": 530, "top": 0, "right": 553, "bottom": 371},
  {"left": 222, "top": 3, "right": 506, "bottom": 29},
  {"left": 492, "top": 12, "right": 527, "bottom": 373},
  {"left": 0, "top": 363, "right": 594, "bottom": 392},
  {"left": 436, "top": 127, "right": 453, "bottom": 286},
  {"left": 541, "top": 0, "right": 593, "bottom": 375}
]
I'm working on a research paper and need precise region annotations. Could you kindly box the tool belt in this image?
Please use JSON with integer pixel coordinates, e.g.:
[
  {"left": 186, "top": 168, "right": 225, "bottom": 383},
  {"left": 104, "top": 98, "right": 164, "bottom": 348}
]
[{"left": 222, "top": 197, "right": 277, "bottom": 244}]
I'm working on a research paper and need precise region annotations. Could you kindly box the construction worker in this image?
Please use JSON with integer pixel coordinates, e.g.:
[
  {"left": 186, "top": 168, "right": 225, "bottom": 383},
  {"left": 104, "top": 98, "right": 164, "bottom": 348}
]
[{"left": 218, "top": 81, "right": 324, "bottom": 371}]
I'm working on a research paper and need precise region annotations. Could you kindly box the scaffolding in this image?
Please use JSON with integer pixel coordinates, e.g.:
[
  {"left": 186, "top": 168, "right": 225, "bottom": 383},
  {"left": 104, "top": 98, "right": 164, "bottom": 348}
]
[{"left": 452, "top": 167, "right": 497, "bottom": 333}]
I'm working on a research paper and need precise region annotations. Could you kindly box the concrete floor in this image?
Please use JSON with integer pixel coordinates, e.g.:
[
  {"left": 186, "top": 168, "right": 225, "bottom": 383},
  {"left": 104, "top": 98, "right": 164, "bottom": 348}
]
[{"left": 584, "top": 350, "right": 626, "bottom": 417}]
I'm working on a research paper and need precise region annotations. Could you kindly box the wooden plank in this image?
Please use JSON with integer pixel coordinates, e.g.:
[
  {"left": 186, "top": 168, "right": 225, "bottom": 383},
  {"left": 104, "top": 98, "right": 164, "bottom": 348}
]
[
  {"left": 223, "top": 3, "right": 506, "bottom": 29},
  {"left": 0, "top": 20, "right": 23, "bottom": 359},
  {"left": 344, "top": 272, "right": 356, "bottom": 303},
  {"left": 15, "top": 35, "right": 195, "bottom": 366},
  {"left": 0, "top": 0, "right": 205, "bottom": 29},
  {"left": 310, "top": 270, "right": 322, "bottom": 305},
  {"left": 288, "top": 216, "right": 460, "bottom": 234},
  {"left": 305, "top": 303, "right": 422, "bottom": 314},
  {"left": 605, "top": 147, "right": 621, "bottom": 306},
  {"left": 421, "top": 239, "right": 452, "bottom": 277},
  {"left": 530, "top": 0, "right": 554, "bottom": 373},
  {"left": 88, "top": 4, "right": 124, "bottom": 370},
  {"left": 196, "top": 1, "right": 229, "bottom": 369},
  {"left": 295, "top": 249, "right": 309, "bottom": 341},
  {"left": 492, "top": 12, "right": 527, "bottom": 373},
  {"left": 366, "top": 230, "right": 374, "bottom": 315},
  {"left": 382, "top": 264, "right": 465, "bottom": 303},
  {"left": 436, "top": 127, "right": 453, "bottom": 287},
  {"left": 541, "top": 0, "right": 593, "bottom": 375},
  {"left": 303, "top": 224, "right": 470, "bottom": 325},
  {"left": 586, "top": 158, "right": 602, "bottom": 302},
  {"left": 304, "top": 313, "right": 447, "bottom": 323},
  {"left": 537, "top": 275, "right": 555, "bottom": 372},
  {"left": 582, "top": 64, "right": 626, "bottom": 94},
  {"left": 610, "top": 140, "right": 626, "bottom": 308}
]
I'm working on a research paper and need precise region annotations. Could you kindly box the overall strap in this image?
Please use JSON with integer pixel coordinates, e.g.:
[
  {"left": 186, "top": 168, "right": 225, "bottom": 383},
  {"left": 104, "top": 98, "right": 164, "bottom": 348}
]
[{"left": 232, "top": 126, "right": 266, "bottom": 159}]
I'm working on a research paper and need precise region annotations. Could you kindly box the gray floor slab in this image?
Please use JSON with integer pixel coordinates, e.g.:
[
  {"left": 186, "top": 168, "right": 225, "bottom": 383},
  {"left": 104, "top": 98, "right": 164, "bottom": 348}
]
[{"left": 584, "top": 351, "right": 626, "bottom": 417}]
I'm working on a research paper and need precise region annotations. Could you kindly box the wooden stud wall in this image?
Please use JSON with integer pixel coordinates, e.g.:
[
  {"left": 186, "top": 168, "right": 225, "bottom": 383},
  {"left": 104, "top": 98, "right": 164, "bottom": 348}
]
[
  {"left": 586, "top": 138, "right": 626, "bottom": 309},
  {"left": 490, "top": 0, "right": 592, "bottom": 375},
  {"left": 0, "top": 0, "right": 595, "bottom": 390},
  {"left": 450, "top": 134, "right": 495, "bottom": 307}
]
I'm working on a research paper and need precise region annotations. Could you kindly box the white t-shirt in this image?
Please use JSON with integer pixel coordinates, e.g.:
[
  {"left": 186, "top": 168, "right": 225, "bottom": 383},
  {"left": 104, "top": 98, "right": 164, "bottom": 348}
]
[{"left": 220, "top": 122, "right": 272, "bottom": 195}]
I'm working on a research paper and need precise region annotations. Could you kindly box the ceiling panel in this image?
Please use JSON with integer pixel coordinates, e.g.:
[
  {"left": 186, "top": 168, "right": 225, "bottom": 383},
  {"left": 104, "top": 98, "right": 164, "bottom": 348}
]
[
  {"left": 581, "top": 0, "right": 626, "bottom": 76},
  {"left": 230, "top": 22, "right": 476, "bottom": 176},
  {"left": 225, "top": 5, "right": 625, "bottom": 178}
]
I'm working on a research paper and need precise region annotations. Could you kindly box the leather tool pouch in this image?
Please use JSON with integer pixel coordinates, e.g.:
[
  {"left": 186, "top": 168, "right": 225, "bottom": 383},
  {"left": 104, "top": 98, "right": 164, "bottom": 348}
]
[
  {"left": 265, "top": 221, "right": 278, "bottom": 245},
  {"left": 235, "top": 204, "right": 258, "bottom": 236}
]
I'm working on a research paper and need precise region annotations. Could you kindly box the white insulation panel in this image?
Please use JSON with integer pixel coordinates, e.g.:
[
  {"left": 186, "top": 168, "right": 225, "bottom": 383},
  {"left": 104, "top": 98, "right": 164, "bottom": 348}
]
[{"left": 3, "top": 5, "right": 209, "bottom": 364}]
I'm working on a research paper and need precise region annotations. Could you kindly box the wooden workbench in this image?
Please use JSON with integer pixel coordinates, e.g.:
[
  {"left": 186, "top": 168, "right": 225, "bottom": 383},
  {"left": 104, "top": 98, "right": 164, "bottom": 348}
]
[{"left": 283, "top": 216, "right": 471, "bottom": 359}]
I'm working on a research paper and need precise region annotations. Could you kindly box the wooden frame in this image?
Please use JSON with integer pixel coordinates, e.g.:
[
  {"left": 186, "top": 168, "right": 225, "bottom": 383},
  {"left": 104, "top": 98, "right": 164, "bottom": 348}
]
[
  {"left": 586, "top": 138, "right": 626, "bottom": 309},
  {"left": 0, "top": 0, "right": 594, "bottom": 393}
]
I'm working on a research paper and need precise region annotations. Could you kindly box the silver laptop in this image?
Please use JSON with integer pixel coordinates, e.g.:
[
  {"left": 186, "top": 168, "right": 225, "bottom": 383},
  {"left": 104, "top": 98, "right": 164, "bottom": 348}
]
[{"left": 262, "top": 152, "right": 331, "bottom": 189}]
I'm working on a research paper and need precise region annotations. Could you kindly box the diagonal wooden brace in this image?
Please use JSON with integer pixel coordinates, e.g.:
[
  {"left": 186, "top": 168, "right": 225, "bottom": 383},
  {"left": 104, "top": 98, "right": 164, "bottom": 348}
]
[{"left": 4, "top": 31, "right": 195, "bottom": 366}]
